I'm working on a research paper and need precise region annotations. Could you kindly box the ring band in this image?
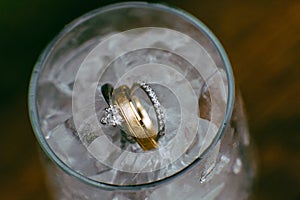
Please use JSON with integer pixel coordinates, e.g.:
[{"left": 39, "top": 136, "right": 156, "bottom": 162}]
[
  {"left": 100, "top": 82, "right": 165, "bottom": 151},
  {"left": 112, "top": 85, "right": 158, "bottom": 150},
  {"left": 132, "top": 81, "right": 165, "bottom": 138}
]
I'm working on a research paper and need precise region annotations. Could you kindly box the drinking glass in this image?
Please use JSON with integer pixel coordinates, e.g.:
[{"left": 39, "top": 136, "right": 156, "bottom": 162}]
[{"left": 29, "top": 2, "right": 255, "bottom": 200}]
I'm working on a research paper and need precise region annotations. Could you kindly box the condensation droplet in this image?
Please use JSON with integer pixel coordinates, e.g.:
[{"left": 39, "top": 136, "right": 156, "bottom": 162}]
[
  {"left": 45, "top": 132, "right": 52, "bottom": 139},
  {"left": 232, "top": 158, "right": 242, "bottom": 174},
  {"left": 220, "top": 155, "right": 230, "bottom": 163}
]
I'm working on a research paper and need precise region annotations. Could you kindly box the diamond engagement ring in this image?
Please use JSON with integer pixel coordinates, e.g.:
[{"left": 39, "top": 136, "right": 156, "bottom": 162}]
[{"left": 100, "top": 82, "right": 165, "bottom": 150}]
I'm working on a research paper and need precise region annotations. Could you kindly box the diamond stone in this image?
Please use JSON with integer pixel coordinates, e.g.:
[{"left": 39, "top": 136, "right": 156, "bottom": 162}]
[
  {"left": 145, "top": 86, "right": 151, "bottom": 92},
  {"left": 101, "top": 105, "right": 123, "bottom": 126},
  {"left": 158, "top": 114, "right": 162, "bottom": 120},
  {"left": 159, "top": 120, "right": 164, "bottom": 126},
  {"left": 154, "top": 103, "right": 160, "bottom": 108},
  {"left": 149, "top": 91, "right": 155, "bottom": 97},
  {"left": 152, "top": 99, "right": 159, "bottom": 104},
  {"left": 139, "top": 81, "right": 146, "bottom": 86}
]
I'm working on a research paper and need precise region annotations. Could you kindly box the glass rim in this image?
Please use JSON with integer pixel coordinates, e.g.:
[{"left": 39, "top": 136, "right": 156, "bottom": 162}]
[{"left": 28, "top": 1, "right": 235, "bottom": 191}]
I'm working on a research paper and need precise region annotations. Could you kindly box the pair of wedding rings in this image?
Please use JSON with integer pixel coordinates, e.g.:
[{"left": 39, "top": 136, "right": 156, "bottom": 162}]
[{"left": 100, "top": 81, "right": 165, "bottom": 151}]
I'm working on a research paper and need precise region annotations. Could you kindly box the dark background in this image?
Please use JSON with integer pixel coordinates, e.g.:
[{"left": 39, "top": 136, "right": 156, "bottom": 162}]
[{"left": 1, "top": 0, "right": 299, "bottom": 199}]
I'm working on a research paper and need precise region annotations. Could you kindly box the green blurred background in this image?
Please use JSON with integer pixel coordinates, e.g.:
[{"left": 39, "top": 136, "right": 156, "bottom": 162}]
[{"left": 0, "top": 0, "right": 299, "bottom": 199}]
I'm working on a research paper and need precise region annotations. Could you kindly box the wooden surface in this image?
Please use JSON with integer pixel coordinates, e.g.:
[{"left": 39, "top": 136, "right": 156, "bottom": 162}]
[{"left": 0, "top": 0, "right": 299, "bottom": 199}]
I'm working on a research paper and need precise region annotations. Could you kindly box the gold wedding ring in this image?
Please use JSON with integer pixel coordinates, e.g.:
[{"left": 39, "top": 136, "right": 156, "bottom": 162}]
[{"left": 112, "top": 85, "right": 158, "bottom": 150}]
